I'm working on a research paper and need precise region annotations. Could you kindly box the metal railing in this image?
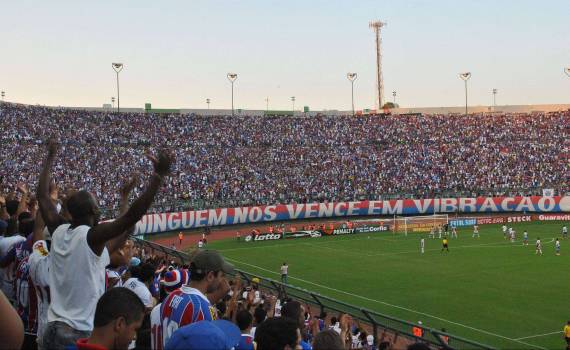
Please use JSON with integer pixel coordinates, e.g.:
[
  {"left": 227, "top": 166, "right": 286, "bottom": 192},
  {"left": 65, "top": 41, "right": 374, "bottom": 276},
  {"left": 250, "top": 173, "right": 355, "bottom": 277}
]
[{"left": 132, "top": 237, "right": 495, "bottom": 350}]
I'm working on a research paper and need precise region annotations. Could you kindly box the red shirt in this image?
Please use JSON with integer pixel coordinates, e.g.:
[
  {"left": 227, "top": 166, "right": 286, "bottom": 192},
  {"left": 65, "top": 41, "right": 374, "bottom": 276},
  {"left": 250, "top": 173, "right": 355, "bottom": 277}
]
[{"left": 75, "top": 338, "right": 109, "bottom": 350}]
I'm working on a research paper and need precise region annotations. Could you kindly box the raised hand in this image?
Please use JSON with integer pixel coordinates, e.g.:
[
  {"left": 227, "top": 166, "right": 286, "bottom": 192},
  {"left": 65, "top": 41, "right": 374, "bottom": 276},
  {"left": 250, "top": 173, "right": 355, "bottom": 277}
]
[
  {"left": 16, "top": 183, "right": 28, "bottom": 195},
  {"left": 147, "top": 149, "right": 174, "bottom": 177},
  {"left": 120, "top": 175, "right": 139, "bottom": 198}
]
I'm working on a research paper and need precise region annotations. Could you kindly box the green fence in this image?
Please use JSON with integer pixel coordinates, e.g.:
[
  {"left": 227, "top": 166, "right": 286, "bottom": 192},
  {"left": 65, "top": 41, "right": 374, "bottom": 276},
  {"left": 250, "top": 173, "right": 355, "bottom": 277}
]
[{"left": 132, "top": 237, "right": 495, "bottom": 350}]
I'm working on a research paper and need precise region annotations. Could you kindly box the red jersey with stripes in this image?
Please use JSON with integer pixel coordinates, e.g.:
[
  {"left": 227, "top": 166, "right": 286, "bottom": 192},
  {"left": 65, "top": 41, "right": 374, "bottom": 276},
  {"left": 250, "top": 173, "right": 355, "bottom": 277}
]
[{"left": 158, "top": 286, "right": 216, "bottom": 348}]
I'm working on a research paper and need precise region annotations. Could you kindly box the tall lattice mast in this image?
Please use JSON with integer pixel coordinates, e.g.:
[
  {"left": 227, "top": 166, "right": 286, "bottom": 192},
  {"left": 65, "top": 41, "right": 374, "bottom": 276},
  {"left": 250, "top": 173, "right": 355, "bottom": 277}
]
[{"left": 369, "top": 20, "right": 386, "bottom": 110}]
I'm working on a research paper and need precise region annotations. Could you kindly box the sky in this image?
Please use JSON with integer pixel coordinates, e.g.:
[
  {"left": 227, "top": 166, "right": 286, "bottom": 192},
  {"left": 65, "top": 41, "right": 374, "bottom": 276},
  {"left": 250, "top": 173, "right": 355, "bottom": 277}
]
[{"left": 1, "top": 0, "right": 569, "bottom": 111}]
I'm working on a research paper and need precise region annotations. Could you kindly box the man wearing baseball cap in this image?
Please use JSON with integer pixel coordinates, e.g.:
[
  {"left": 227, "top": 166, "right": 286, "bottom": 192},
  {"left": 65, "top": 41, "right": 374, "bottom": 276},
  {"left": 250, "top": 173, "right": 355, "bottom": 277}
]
[{"left": 154, "top": 250, "right": 234, "bottom": 348}]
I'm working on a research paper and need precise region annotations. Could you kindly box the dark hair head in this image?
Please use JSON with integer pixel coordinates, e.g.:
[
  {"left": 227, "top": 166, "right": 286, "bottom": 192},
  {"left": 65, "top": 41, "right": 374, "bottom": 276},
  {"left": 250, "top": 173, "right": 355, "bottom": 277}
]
[
  {"left": 254, "top": 305, "right": 267, "bottom": 325},
  {"left": 17, "top": 212, "right": 34, "bottom": 236},
  {"left": 93, "top": 287, "right": 145, "bottom": 328},
  {"left": 312, "top": 329, "right": 345, "bottom": 350},
  {"left": 138, "top": 263, "right": 155, "bottom": 284},
  {"left": 236, "top": 310, "right": 253, "bottom": 331},
  {"left": 66, "top": 190, "right": 99, "bottom": 221},
  {"left": 254, "top": 317, "right": 299, "bottom": 350},
  {"left": 281, "top": 300, "right": 302, "bottom": 325},
  {"left": 6, "top": 200, "right": 19, "bottom": 216}
]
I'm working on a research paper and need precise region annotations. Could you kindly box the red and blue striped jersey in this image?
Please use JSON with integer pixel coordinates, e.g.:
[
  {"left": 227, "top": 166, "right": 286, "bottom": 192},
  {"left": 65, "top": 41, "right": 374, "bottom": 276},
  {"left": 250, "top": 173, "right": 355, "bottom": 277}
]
[{"left": 158, "top": 286, "right": 216, "bottom": 348}]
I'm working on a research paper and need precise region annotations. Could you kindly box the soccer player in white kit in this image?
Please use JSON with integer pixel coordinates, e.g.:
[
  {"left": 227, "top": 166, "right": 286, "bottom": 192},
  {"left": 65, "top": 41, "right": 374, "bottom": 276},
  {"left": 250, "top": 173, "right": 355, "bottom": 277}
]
[
  {"left": 502, "top": 225, "right": 508, "bottom": 239},
  {"left": 555, "top": 238, "right": 561, "bottom": 256},
  {"left": 438, "top": 226, "right": 443, "bottom": 239},
  {"left": 429, "top": 227, "right": 435, "bottom": 239},
  {"left": 510, "top": 229, "right": 516, "bottom": 243},
  {"left": 472, "top": 225, "right": 480, "bottom": 238},
  {"left": 420, "top": 238, "right": 425, "bottom": 254},
  {"left": 562, "top": 226, "right": 568, "bottom": 240},
  {"left": 451, "top": 226, "right": 458, "bottom": 238},
  {"left": 523, "top": 230, "right": 529, "bottom": 245},
  {"left": 535, "top": 238, "right": 543, "bottom": 255}
]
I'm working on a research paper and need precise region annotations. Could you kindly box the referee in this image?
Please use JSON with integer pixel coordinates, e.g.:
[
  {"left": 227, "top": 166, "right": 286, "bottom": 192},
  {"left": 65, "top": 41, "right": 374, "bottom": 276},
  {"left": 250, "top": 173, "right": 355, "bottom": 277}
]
[{"left": 441, "top": 238, "right": 449, "bottom": 253}]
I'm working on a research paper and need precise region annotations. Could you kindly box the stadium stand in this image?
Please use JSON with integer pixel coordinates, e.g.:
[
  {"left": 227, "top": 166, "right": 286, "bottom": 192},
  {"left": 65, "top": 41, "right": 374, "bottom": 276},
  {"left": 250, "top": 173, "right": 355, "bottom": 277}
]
[{"left": 0, "top": 103, "right": 567, "bottom": 218}]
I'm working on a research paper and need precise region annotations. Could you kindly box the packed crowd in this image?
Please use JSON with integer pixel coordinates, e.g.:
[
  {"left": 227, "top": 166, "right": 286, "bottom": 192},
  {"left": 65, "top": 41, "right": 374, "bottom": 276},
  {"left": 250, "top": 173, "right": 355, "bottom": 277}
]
[
  {"left": 1, "top": 103, "right": 568, "bottom": 216},
  {"left": 0, "top": 141, "right": 433, "bottom": 350}
]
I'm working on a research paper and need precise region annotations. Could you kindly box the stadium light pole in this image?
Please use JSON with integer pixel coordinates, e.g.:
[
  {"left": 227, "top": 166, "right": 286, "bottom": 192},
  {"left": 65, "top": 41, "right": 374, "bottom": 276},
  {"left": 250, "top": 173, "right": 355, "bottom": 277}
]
[
  {"left": 392, "top": 91, "right": 396, "bottom": 104},
  {"left": 459, "top": 72, "right": 471, "bottom": 115},
  {"left": 291, "top": 96, "right": 295, "bottom": 114},
  {"left": 112, "top": 63, "right": 124, "bottom": 113},
  {"left": 347, "top": 73, "right": 357, "bottom": 117},
  {"left": 227, "top": 73, "right": 238, "bottom": 116},
  {"left": 492, "top": 89, "right": 497, "bottom": 110},
  {"left": 0, "top": 91, "right": 4, "bottom": 101},
  {"left": 206, "top": 98, "right": 211, "bottom": 109},
  {"left": 265, "top": 97, "right": 269, "bottom": 113}
]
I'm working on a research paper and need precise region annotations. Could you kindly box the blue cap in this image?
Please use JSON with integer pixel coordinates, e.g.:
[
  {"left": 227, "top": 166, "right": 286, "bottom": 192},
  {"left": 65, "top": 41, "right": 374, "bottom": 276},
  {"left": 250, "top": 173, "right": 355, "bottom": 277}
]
[
  {"left": 165, "top": 320, "right": 241, "bottom": 350},
  {"left": 130, "top": 257, "right": 141, "bottom": 266}
]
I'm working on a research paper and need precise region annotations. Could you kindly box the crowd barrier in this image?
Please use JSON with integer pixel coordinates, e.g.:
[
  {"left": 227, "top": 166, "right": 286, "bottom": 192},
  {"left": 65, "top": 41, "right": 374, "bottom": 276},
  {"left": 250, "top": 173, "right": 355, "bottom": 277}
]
[
  {"left": 133, "top": 196, "right": 570, "bottom": 235},
  {"left": 132, "top": 237, "right": 495, "bottom": 350}
]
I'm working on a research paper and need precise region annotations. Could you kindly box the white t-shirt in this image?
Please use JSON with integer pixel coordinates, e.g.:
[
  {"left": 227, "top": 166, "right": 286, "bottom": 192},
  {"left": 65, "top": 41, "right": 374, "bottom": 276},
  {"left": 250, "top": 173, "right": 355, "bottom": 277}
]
[
  {"left": 280, "top": 265, "right": 288, "bottom": 275},
  {"left": 150, "top": 304, "right": 163, "bottom": 350},
  {"left": 48, "top": 224, "right": 110, "bottom": 331},
  {"left": 124, "top": 277, "right": 153, "bottom": 307},
  {"left": 198, "top": 240, "right": 204, "bottom": 248},
  {"left": 0, "top": 235, "right": 26, "bottom": 299},
  {"left": 28, "top": 240, "right": 51, "bottom": 343}
]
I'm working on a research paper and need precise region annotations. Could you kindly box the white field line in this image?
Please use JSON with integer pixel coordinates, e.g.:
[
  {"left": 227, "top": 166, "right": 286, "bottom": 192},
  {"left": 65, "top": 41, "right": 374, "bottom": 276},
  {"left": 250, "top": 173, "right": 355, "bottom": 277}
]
[
  {"left": 224, "top": 257, "right": 547, "bottom": 350},
  {"left": 515, "top": 330, "right": 562, "bottom": 340}
]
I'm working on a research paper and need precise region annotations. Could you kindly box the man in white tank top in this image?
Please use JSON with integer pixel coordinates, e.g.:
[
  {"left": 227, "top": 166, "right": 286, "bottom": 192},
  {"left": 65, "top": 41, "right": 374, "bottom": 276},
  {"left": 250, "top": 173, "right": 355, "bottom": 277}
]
[{"left": 36, "top": 140, "right": 174, "bottom": 350}]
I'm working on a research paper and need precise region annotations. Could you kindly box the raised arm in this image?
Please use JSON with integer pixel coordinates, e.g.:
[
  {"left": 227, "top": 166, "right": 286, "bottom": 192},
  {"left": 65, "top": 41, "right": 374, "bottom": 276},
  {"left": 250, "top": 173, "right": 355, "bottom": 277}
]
[
  {"left": 87, "top": 149, "right": 174, "bottom": 256},
  {"left": 106, "top": 175, "right": 139, "bottom": 254},
  {"left": 37, "top": 140, "right": 64, "bottom": 233},
  {"left": 15, "top": 183, "right": 29, "bottom": 217}
]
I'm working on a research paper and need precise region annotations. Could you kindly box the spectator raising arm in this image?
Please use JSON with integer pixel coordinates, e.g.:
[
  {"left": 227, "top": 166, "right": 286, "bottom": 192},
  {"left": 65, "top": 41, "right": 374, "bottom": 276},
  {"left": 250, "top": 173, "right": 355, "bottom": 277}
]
[
  {"left": 37, "top": 139, "right": 66, "bottom": 233},
  {"left": 87, "top": 149, "right": 174, "bottom": 256}
]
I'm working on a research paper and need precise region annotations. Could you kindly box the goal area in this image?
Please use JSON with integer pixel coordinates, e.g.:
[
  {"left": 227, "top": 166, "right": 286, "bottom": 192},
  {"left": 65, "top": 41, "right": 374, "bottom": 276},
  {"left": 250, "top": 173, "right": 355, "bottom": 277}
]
[{"left": 393, "top": 214, "right": 449, "bottom": 236}]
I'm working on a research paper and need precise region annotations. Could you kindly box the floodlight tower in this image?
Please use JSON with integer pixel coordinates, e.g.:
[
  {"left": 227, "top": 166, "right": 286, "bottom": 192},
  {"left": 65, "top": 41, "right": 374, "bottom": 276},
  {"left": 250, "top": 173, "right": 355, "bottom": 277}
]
[
  {"left": 459, "top": 72, "right": 471, "bottom": 115},
  {"left": 1, "top": 91, "right": 4, "bottom": 101},
  {"left": 290, "top": 96, "right": 296, "bottom": 114},
  {"left": 369, "top": 20, "right": 386, "bottom": 110},
  {"left": 227, "top": 73, "right": 238, "bottom": 116},
  {"left": 112, "top": 63, "right": 124, "bottom": 113},
  {"left": 347, "top": 73, "right": 357, "bottom": 117}
]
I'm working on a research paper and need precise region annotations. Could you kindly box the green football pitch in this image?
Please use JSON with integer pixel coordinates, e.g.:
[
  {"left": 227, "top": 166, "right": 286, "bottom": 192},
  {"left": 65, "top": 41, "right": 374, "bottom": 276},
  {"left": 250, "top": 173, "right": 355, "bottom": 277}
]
[{"left": 202, "top": 221, "right": 569, "bottom": 349}]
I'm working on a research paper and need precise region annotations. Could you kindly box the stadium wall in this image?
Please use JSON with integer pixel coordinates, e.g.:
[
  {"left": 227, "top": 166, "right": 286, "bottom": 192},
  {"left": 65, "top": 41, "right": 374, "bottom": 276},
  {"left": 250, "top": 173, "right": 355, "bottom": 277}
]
[{"left": 134, "top": 196, "right": 570, "bottom": 235}]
